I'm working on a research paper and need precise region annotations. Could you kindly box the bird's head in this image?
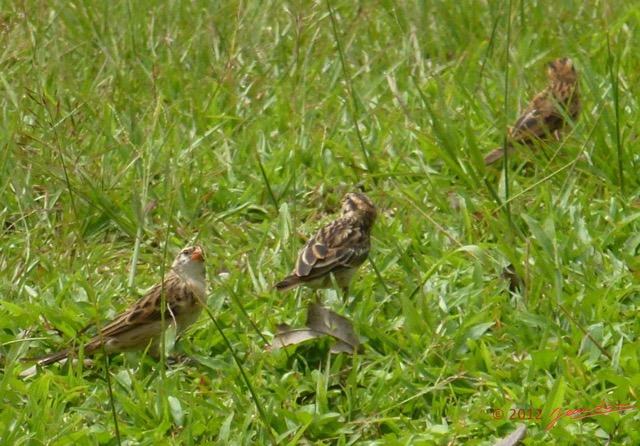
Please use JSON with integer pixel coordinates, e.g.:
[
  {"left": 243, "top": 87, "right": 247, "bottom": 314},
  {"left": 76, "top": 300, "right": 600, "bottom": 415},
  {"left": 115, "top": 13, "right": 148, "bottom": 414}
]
[
  {"left": 547, "top": 58, "right": 578, "bottom": 84},
  {"left": 172, "top": 246, "right": 206, "bottom": 280},
  {"left": 341, "top": 192, "right": 377, "bottom": 230}
]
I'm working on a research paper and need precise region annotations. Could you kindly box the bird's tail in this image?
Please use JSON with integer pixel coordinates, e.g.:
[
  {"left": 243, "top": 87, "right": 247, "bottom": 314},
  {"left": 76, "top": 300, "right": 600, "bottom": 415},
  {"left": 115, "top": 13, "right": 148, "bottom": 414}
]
[
  {"left": 484, "top": 145, "right": 515, "bottom": 165},
  {"left": 274, "top": 275, "right": 301, "bottom": 292},
  {"left": 22, "top": 348, "right": 75, "bottom": 366}
]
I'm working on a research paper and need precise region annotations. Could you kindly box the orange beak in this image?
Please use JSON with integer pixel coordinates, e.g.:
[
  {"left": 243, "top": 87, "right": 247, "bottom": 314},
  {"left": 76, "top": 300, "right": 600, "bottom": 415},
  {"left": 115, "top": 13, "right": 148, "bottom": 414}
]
[{"left": 191, "top": 247, "right": 204, "bottom": 261}]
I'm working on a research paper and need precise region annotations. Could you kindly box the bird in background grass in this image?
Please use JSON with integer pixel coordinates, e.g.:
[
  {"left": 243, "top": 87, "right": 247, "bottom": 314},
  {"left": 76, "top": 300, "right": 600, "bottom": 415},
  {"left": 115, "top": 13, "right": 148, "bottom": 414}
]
[
  {"left": 274, "top": 192, "right": 377, "bottom": 301},
  {"left": 24, "top": 246, "right": 207, "bottom": 367},
  {"left": 484, "top": 57, "right": 581, "bottom": 165}
]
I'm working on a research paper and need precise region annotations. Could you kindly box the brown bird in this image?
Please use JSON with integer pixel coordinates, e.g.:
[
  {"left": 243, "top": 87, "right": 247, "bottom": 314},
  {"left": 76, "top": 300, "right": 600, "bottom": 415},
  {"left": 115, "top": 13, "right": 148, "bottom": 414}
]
[
  {"left": 26, "top": 246, "right": 207, "bottom": 367},
  {"left": 275, "top": 192, "right": 377, "bottom": 300},
  {"left": 484, "top": 57, "right": 581, "bottom": 165}
]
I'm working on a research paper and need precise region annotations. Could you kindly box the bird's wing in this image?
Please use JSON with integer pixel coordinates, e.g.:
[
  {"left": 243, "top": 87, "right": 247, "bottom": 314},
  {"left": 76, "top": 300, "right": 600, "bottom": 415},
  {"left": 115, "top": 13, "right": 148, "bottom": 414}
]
[
  {"left": 97, "top": 275, "right": 184, "bottom": 339},
  {"left": 295, "top": 221, "right": 368, "bottom": 279},
  {"left": 511, "top": 92, "right": 564, "bottom": 142}
]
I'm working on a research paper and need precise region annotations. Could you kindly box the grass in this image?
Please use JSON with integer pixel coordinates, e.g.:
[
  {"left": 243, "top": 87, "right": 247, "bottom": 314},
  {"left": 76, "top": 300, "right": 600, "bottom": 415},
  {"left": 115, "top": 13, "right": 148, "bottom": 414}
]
[{"left": 1, "top": 0, "right": 639, "bottom": 444}]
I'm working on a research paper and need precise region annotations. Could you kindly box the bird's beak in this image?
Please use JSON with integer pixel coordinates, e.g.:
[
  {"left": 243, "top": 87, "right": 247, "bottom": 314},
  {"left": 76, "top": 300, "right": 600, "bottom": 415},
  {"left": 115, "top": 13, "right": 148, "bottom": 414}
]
[{"left": 191, "top": 247, "right": 204, "bottom": 261}]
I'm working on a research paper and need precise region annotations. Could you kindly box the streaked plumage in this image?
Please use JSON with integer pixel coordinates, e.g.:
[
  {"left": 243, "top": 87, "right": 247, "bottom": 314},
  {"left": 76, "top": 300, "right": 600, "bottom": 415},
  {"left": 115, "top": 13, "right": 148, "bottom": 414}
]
[
  {"left": 484, "top": 58, "right": 581, "bottom": 165},
  {"left": 275, "top": 192, "right": 377, "bottom": 299},
  {"left": 27, "top": 246, "right": 207, "bottom": 367}
]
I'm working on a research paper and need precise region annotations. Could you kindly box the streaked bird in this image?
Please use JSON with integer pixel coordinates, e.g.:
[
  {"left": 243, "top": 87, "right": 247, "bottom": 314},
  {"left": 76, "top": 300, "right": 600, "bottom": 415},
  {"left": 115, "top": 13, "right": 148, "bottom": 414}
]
[
  {"left": 25, "top": 246, "right": 206, "bottom": 367},
  {"left": 484, "top": 57, "right": 581, "bottom": 165},
  {"left": 275, "top": 192, "right": 377, "bottom": 300}
]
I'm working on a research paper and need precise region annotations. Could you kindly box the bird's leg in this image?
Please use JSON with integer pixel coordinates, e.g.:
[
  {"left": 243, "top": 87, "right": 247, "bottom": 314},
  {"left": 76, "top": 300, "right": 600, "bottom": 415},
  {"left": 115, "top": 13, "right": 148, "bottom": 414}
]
[
  {"left": 167, "top": 353, "right": 200, "bottom": 366},
  {"left": 342, "top": 286, "right": 350, "bottom": 303}
]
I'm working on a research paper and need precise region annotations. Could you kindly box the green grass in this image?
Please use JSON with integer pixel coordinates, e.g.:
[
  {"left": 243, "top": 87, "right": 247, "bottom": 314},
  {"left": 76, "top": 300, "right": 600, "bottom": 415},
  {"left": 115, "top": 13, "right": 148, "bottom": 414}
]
[{"left": 1, "top": 0, "right": 639, "bottom": 444}]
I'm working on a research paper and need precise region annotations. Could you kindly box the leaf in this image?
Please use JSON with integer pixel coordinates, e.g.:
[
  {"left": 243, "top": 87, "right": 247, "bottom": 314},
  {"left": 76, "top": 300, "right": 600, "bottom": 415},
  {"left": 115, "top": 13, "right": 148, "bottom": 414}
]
[
  {"left": 493, "top": 424, "right": 527, "bottom": 446},
  {"left": 0, "top": 299, "right": 29, "bottom": 316},
  {"left": 270, "top": 304, "right": 361, "bottom": 354},
  {"left": 271, "top": 325, "right": 325, "bottom": 349},
  {"left": 521, "top": 214, "right": 555, "bottom": 259},
  {"left": 168, "top": 396, "right": 184, "bottom": 428},
  {"left": 218, "top": 413, "right": 234, "bottom": 444},
  {"left": 466, "top": 322, "right": 495, "bottom": 340},
  {"left": 542, "top": 376, "right": 566, "bottom": 429},
  {"left": 611, "top": 336, "right": 623, "bottom": 370},
  {"left": 306, "top": 303, "right": 361, "bottom": 353},
  {"left": 159, "top": 322, "right": 177, "bottom": 356}
]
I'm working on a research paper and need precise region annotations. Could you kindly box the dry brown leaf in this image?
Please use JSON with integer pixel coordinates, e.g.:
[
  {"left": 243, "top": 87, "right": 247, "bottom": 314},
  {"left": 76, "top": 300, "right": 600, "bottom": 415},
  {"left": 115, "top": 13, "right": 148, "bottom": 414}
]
[{"left": 269, "top": 304, "right": 361, "bottom": 354}]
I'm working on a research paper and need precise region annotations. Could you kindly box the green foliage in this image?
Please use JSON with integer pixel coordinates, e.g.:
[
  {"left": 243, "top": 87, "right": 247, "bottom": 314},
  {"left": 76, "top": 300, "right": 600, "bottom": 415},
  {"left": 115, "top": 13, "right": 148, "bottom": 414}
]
[{"left": 1, "top": 0, "right": 639, "bottom": 444}]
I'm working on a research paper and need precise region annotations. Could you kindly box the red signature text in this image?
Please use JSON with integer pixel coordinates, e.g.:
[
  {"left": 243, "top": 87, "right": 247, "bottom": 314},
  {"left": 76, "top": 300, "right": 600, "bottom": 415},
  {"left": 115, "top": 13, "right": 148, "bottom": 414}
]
[{"left": 546, "top": 400, "right": 637, "bottom": 431}]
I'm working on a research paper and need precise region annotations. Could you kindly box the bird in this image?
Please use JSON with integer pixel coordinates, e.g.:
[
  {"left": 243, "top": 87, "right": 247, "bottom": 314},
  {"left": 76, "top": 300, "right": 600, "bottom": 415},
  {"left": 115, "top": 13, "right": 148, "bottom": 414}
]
[
  {"left": 26, "top": 246, "right": 207, "bottom": 367},
  {"left": 274, "top": 192, "right": 377, "bottom": 300},
  {"left": 484, "top": 57, "right": 581, "bottom": 165}
]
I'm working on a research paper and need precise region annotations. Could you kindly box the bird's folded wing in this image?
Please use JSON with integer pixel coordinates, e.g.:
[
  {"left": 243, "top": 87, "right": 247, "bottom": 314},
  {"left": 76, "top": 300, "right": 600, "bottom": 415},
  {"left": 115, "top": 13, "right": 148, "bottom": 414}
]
[
  {"left": 512, "top": 98, "right": 563, "bottom": 141},
  {"left": 295, "top": 225, "right": 365, "bottom": 278},
  {"left": 97, "top": 279, "right": 180, "bottom": 338}
]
